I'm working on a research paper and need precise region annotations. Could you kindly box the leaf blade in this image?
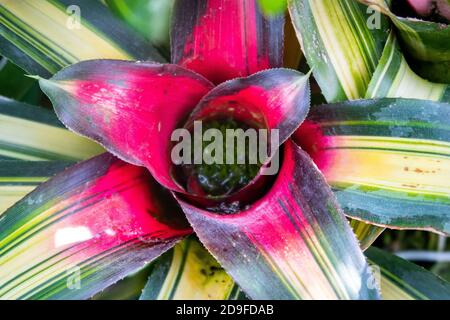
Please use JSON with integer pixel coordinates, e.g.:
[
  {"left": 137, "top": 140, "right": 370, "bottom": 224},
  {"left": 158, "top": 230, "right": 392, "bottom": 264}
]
[
  {"left": 296, "top": 98, "right": 450, "bottom": 235},
  {"left": 0, "top": 160, "right": 72, "bottom": 214},
  {"left": 39, "top": 60, "right": 213, "bottom": 192},
  {"left": 0, "top": 154, "right": 191, "bottom": 299},
  {"left": 171, "top": 0, "right": 284, "bottom": 84},
  {"left": 358, "top": 0, "right": 450, "bottom": 83},
  {"left": 0, "top": 0, "right": 163, "bottom": 77},
  {"left": 366, "top": 247, "right": 450, "bottom": 300},
  {"left": 140, "top": 237, "right": 244, "bottom": 300},
  {"left": 0, "top": 96, "right": 103, "bottom": 161},
  {"left": 366, "top": 32, "right": 450, "bottom": 101},
  {"left": 178, "top": 140, "right": 379, "bottom": 300},
  {"left": 288, "top": 0, "right": 389, "bottom": 102}
]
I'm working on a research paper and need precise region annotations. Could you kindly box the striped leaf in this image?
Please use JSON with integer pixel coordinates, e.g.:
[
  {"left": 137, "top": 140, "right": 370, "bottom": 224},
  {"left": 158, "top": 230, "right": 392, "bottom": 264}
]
[
  {"left": 350, "top": 219, "right": 385, "bottom": 251},
  {"left": 0, "top": 0, "right": 163, "bottom": 77},
  {"left": 288, "top": 0, "right": 389, "bottom": 102},
  {"left": 362, "top": 30, "right": 448, "bottom": 249},
  {"left": 0, "top": 96, "right": 103, "bottom": 161},
  {"left": 366, "top": 247, "right": 450, "bottom": 299},
  {"left": 140, "top": 237, "right": 245, "bottom": 300},
  {"left": 296, "top": 98, "right": 450, "bottom": 235},
  {"left": 178, "top": 140, "right": 379, "bottom": 300},
  {"left": 288, "top": 0, "right": 390, "bottom": 245},
  {"left": 0, "top": 153, "right": 191, "bottom": 299},
  {"left": 0, "top": 160, "right": 72, "bottom": 214},
  {"left": 366, "top": 31, "right": 450, "bottom": 101},
  {"left": 358, "top": 0, "right": 450, "bottom": 83}
]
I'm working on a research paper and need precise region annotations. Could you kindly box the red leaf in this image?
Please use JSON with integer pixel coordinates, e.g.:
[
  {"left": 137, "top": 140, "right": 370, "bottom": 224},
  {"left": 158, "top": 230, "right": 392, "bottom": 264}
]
[
  {"left": 0, "top": 153, "right": 191, "bottom": 299},
  {"left": 176, "top": 140, "right": 379, "bottom": 300},
  {"left": 185, "top": 68, "right": 310, "bottom": 152},
  {"left": 178, "top": 68, "right": 310, "bottom": 204},
  {"left": 171, "top": 0, "right": 285, "bottom": 84},
  {"left": 39, "top": 60, "right": 214, "bottom": 192}
]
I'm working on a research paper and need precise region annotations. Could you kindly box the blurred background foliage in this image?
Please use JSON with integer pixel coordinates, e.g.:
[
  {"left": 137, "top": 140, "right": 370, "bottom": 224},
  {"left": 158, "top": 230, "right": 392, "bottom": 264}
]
[{"left": 105, "top": 0, "right": 173, "bottom": 58}]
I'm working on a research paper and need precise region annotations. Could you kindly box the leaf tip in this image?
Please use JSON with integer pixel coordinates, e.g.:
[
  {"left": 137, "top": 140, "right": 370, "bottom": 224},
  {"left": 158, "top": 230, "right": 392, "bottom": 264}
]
[
  {"left": 24, "top": 74, "right": 41, "bottom": 80},
  {"left": 25, "top": 75, "right": 55, "bottom": 90}
]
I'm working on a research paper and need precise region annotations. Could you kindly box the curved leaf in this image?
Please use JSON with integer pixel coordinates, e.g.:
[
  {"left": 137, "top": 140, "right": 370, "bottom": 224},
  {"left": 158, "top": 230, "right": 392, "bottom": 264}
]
[
  {"left": 0, "top": 153, "right": 191, "bottom": 299},
  {"left": 0, "top": 96, "right": 103, "bottom": 161},
  {"left": 176, "top": 68, "right": 310, "bottom": 203},
  {"left": 358, "top": 0, "right": 450, "bottom": 83},
  {"left": 366, "top": 31, "right": 450, "bottom": 101},
  {"left": 171, "top": 0, "right": 284, "bottom": 84},
  {"left": 185, "top": 68, "right": 311, "bottom": 154},
  {"left": 366, "top": 247, "right": 450, "bottom": 300},
  {"left": 296, "top": 98, "right": 450, "bottom": 235},
  {"left": 140, "top": 237, "right": 245, "bottom": 300},
  {"left": 0, "top": 0, "right": 163, "bottom": 77},
  {"left": 178, "top": 140, "right": 379, "bottom": 300},
  {"left": 38, "top": 60, "right": 214, "bottom": 193},
  {"left": 288, "top": 0, "right": 389, "bottom": 102}
]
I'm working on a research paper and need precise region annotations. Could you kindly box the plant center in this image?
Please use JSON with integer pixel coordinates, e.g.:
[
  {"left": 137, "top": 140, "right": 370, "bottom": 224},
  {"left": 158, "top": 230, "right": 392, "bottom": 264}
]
[{"left": 179, "top": 118, "right": 262, "bottom": 197}]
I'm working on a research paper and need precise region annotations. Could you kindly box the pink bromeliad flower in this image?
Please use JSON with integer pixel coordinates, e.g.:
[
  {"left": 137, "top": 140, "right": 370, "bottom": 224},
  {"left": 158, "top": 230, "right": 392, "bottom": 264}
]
[
  {"left": 407, "top": 0, "right": 450, "bottom": 21},
  {"left": 0, "top": 0, "right": 380, "bottom": 300}
]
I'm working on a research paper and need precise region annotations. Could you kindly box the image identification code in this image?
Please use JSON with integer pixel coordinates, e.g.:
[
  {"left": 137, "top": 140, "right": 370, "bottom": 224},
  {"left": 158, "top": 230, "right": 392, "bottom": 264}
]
[{"left": 176, "top": 304, "right": 274, "bottom": 317}]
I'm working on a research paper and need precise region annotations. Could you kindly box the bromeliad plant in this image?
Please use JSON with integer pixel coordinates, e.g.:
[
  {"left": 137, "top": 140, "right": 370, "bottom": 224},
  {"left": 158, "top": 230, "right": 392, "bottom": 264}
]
[{"left": 1, "top": 0, "right": 450, "bottom": 300}]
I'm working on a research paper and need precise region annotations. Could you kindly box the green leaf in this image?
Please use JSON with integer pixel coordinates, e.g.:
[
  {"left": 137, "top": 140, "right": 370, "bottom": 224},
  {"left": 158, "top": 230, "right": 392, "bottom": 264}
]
[
  {"left": 105, "top": 0, "right": 173, "bottom": 56},
  {"left": 0, "top": 95, "right": 103, "bottom": 161},
  {"left": 0, "top": 153, "right": 191, "bottom": 299},
  {"left": 288, "top": 0, "right": 391, "bottom": 246},
  {"left": 366, "top": 31, "right": 450, "bottom": 101},
  {"left": 366, "top": 247, "right": 450, "bottom": 299},
  {"left": 0, "top": 58, "right": 38, "bottom": 101},
  {"left": 296, "top": 98, "right": 450, "bottom": 235},
  {"left": 361, "top": 30, "right": 448, "bottom": 247},
  {"left": 288, "top": 0, "right": 390, "bottom": 102},
  {"left": 362, "top": 31, "right": 448, "bottom": 251},
  {"left": 140, "top": 237, "right": 245, "bottom": 300},
  {"left": 0, "top": 0, "right": 163, "bottom": 77},
  {"left": 0, "top": 160, "right": 72, "bottom": 214},
  {"left": 358, "top": 0, "right": 450, "bottom": 83},
  {"left": 258, "top": 0, "right": 287, "bottom": 15}
]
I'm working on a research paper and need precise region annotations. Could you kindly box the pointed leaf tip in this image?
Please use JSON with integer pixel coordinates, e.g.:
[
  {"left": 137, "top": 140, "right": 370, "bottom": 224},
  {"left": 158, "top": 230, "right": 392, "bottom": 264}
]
[
  {"left": 39, "top": 59, "right": 214, "bottom": 193},
  {"left": 24, "top": 74, "right": 41, "bottom": 80}
]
